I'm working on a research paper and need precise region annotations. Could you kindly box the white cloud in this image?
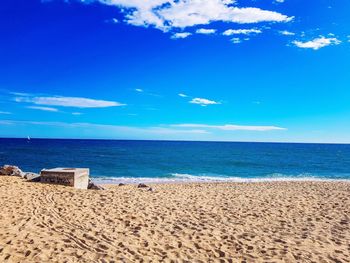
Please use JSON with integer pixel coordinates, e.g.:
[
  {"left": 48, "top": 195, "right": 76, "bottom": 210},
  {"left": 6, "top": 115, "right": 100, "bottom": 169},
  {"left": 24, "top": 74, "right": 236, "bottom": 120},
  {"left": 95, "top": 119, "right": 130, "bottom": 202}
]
[
  {"left": 111, "top": 18, "right": 119, "bottom": 23},
  {"left": 231, "top": 37, "right": 241, "bottom": 44},
  {"left": 91, "top": 0, "right": 293, "bottom": 32},
  {"left": 275, "top": 0, "right": 285, "bottom": 3},
  {"left": 196, "top": 28, "right": 216, "bottom": 34},
  {"left": 223, "top": 28, "right": 262, "bottom": 35},
  {"left": 105, "top": 18, "right": 119, "bottom": 23},
  {"left": 178, "top": 93, "right": 188, "bottom": 97},
  {"left": 279, "top": 30, "right": 295, "bottom": 36},
  {"left": 14, "top": 94, "right": 125, "bottom": 108},
  {"left": 189, "top": 97, "right": 221, "bottom": 106},
  {"left": 172, "top": 123, "right": 286, "bottom": 131},
  {"left": 135, "top": 88, "right": 143, "bottom": 92},
  {"left": 171, "top": 32, "right": 191, "bottom": 39},
  {"left": 72, "top": 112, "right": 83, "bottom": 115},
  {"left": 293, "top": 37, "right": 341, "bottom": 50},
  {"left": 27, "top": 106, "right": 59, "bottom": 112},
  {"left": 0, "top": 111, "right": 11, "bottom": 114}
]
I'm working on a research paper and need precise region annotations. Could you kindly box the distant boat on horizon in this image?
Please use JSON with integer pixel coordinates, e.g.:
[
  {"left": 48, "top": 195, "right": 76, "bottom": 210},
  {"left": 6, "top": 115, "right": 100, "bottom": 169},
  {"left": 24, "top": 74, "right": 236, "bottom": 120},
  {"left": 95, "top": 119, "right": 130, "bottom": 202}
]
[{"left": 27, "top": 136, "right": 31, "bottom": 141}]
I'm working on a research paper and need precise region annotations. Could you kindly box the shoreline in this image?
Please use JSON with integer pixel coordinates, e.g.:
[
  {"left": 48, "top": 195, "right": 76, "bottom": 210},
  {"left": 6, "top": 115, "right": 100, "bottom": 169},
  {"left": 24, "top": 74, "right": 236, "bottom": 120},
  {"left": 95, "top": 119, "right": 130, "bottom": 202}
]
[{"left": 92, "top": 176, "right": 350, "bottom": 185}]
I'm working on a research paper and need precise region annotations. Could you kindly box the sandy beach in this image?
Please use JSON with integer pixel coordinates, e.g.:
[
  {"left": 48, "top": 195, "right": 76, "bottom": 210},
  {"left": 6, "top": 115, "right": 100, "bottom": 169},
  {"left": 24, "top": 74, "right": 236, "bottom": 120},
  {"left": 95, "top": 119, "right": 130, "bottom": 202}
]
[{"left": 0, "top": 177, "right": 349, "bottom": 262}]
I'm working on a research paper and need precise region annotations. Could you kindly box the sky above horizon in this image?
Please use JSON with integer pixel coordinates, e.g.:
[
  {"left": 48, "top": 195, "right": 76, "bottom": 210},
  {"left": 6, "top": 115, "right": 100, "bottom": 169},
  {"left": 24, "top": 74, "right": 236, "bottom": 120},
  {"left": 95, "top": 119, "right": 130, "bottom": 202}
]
[{"left": 0, "top": 0, "right": 350, "bottom": 142}]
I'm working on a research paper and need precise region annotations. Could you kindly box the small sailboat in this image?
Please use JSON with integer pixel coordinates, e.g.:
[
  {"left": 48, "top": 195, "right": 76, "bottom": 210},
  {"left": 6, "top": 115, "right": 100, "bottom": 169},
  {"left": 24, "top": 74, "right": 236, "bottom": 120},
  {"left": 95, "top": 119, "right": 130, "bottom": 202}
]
[{"left": 27, "top": 136, "right": 31, "bottom": 142}]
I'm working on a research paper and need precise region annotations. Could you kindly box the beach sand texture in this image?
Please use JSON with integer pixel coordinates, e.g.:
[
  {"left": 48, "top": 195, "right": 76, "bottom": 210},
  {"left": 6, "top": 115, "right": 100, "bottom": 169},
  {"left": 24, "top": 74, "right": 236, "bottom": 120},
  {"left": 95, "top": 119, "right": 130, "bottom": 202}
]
[{"left": 0, "top": 177, "right": 349, "bottom": 262}]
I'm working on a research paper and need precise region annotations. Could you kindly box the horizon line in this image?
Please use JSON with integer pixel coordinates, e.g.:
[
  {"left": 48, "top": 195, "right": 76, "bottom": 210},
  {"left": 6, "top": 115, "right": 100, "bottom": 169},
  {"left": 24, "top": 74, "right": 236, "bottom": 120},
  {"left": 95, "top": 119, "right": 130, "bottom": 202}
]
[{"left": 1, "top": 137, "right": 349, "bottom": 145}]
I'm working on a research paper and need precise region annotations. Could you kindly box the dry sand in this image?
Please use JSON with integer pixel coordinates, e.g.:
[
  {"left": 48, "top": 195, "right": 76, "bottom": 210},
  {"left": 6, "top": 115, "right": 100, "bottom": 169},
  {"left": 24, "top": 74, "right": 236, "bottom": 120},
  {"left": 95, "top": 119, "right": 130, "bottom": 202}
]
[{"left": 0, "top": 177, "right": 349, "bottom": 263}]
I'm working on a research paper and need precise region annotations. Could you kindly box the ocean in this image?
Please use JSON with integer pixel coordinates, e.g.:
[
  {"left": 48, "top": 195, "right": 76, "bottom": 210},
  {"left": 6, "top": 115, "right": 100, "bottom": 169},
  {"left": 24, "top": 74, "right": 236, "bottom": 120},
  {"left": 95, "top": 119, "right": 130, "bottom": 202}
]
[{"left": 1, "top": 138, "right": 350, "bottom": 183}]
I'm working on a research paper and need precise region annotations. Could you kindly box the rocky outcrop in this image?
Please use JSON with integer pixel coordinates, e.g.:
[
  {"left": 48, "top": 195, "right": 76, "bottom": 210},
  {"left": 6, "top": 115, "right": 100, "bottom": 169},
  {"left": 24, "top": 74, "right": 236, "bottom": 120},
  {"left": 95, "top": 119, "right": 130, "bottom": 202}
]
[
  {"left": 24, "top": 172, "right": 41, "bottom": 182},
  {"left": 87, "top": 179, "right": 105, "bottom": 190},
  {"left": 0, "top": 165, "right": 43, "bottom": 182},
  {"left": 0, "top": 165, "right": 25, "bottom": 177}
]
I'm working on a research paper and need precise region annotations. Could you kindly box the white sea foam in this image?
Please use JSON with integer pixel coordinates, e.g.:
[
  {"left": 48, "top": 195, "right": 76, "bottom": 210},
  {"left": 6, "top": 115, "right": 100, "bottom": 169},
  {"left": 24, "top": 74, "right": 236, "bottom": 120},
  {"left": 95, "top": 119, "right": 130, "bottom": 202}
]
[{"left": 92, "top": 173, "right": 350, "bottom": 185}]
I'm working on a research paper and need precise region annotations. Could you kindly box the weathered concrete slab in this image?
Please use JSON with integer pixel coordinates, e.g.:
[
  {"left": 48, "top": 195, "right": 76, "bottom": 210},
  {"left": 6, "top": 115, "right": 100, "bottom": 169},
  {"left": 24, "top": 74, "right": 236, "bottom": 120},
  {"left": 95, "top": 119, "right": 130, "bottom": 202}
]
[{"left": 40, "top": 168, "right": 89, "bottom": 189}]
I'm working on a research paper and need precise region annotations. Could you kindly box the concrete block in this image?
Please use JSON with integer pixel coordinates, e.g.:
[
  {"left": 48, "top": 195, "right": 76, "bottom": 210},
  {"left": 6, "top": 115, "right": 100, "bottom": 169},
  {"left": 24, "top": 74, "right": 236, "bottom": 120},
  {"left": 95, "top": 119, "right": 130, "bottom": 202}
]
[{"left": 40, "top": 168, "right": 89, "bottom": 189}]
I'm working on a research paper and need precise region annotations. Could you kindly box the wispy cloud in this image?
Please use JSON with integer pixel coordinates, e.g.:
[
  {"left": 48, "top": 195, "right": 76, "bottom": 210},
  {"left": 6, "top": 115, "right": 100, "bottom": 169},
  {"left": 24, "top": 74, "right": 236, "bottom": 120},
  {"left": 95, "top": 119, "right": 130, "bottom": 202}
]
[
  {"left": 189, "top": 98, "right": 221, "bottom": 106},
  {"left": 72, "top": 112, "right": 83, "bottom": 116},
  {"left": 179, "top": 93, "right": 221, "bottom": 106},
  {"left": 171, "top": 32, "right": 192, "bottom": 39},
  {"left": 0, "top": 120, "right": 209, "bottom": 136},
  {"left": 27, "top": 106, "right": 59, "bottom": 112},
  {"left": 0, "top": 111, "right": 12, "bottom": 115},
  {"left": 134, "top": 88, "right": 162, "bottom": 98},
  {"left": 105, "top": 18, "right": 119, "bottom": 24},
  {"left": 196, "top": 28, "right": 216, "bottom": 34},
  {"left": 9, "top": 92, "right": 31, "bottom": 96},
  {"left": 0, "top": 120, "right": 286, "bottom": 142},
  {"left": 223, "top": 28, "right": 262, "bottom": 36},
  {"left": 172, "top": 123, "right": 286, "bottom": 131},
  {"left": 293, "top": 36, "right": 341, "bottom": 50},
  {"left": 231, "top": 38, "right": 242, "bottom": 44},
  {"left": 279, "top": 30, "right": 295, "bottom": 36},
  {"left": 14, "top": 93, "right": 125, "bottom": 108}
]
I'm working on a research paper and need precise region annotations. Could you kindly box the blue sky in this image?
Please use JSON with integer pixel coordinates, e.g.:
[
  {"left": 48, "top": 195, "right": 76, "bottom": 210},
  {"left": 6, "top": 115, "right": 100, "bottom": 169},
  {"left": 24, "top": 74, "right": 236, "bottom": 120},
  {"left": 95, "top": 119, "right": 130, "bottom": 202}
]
[{"left": 0, "top": 0, "right": 350, "bottom": 142}]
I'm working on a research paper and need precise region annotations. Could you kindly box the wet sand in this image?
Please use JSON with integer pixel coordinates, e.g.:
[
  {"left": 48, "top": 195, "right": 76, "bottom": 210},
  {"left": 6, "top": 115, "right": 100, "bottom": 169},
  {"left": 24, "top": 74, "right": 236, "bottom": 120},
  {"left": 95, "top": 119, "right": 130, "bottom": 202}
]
[{"left": 0, "top": 176, "right": 349, "bottom": 262}]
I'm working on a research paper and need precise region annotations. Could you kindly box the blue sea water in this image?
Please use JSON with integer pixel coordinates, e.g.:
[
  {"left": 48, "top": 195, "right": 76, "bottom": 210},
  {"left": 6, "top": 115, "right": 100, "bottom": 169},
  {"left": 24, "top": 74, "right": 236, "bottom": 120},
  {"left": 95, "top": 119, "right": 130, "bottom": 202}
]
[{"left": 1, "top": 138, "right": 350, "bottom": 183}]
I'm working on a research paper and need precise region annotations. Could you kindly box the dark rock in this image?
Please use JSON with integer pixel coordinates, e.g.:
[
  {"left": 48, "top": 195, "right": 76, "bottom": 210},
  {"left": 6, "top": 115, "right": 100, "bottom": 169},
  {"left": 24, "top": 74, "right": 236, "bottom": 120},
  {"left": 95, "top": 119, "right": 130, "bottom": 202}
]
[
  {"left": 0, "top": 166, "right": 10, "bottom": 175},
  {"left": 118, "top": 183, "right": 125, "bottom": 186},
  {"left": 0, "top": 165, "right": 25, "bottom": 177},
  {"left": 24, "top": 172, "right": 41, "bottom": 182},
  {"left": 88, "top": 179, "right": 105, "bottom": 190},
  {"left": 148, "top": 187, "right": 154, "bottom": 192},
  {"left": 137, "top": 183, "right": 148, "bottom": 188}
]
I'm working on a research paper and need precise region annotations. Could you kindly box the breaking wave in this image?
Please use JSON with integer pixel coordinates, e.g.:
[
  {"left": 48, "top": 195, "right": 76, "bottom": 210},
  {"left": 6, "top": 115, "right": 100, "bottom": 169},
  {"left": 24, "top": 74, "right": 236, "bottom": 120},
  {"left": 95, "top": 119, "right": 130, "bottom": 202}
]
[{"left": 92, "top": 172, "right": 350, "bottom": 184}]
